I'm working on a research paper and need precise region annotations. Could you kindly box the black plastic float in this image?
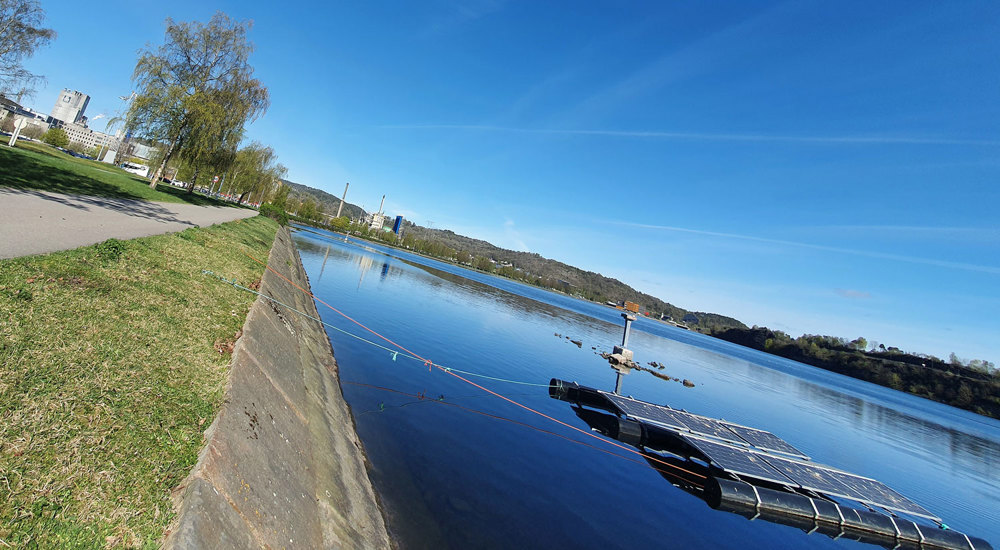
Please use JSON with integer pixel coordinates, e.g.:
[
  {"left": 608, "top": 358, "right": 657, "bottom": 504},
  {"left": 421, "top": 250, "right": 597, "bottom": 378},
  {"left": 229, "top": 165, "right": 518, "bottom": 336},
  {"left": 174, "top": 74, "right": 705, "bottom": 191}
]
[{"left": 549, "top": 378, "right": 993, "bottom": 550}]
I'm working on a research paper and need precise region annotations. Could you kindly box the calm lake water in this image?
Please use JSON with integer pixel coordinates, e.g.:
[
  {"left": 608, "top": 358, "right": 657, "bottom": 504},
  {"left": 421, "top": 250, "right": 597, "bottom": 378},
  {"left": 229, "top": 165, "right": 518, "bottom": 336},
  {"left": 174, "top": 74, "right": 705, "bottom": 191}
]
[{"left": 292, "top": 227, "right": 999, "bottom": 550}]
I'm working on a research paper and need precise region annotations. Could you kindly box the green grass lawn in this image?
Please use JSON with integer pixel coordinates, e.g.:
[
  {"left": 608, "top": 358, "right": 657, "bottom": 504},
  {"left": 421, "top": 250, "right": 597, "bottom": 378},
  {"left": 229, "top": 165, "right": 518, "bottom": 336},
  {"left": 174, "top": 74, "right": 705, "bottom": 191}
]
[
  {"left": 0, "top": 216, "right": 278, "bottom": 548},
  {"left": 0, "top": 140, "right": 226, "bottom": 206}
]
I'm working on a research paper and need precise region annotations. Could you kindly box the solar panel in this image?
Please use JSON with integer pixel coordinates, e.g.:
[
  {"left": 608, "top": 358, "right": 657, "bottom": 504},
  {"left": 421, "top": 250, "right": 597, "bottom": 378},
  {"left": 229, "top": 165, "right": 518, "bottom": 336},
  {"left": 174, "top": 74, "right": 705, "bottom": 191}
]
[
  {"left": 601, "top": 392, "right": 808, "bottom": 459},
  {"left": 679, "top": 413, "right": 744, "bottom": 442},
  {"left": 591, "top": 391, "right": 936, "bottom": 521},
  {"left": 602, "top": 393, "right": 691, "bottom": 431},
  {"left": 761, "top": 454, "right": 937, "bottom": 520},
  {"left": 821, "top": 467, "right": 936, "bottom": 520},
  {"left": 680, "top": 436, "right": 795, "bottom": 487},
  {"left": 723, "top": 424, "right": 807, "bottom": 458}
]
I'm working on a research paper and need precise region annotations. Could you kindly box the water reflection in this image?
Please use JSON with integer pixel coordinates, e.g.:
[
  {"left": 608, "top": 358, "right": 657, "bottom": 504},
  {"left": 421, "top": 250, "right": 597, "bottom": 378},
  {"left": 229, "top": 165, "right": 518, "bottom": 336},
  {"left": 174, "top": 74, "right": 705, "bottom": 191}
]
[
  {"left": 791, "top": 377, "right": 1000, "bottom": 480},
  {"left": 290, "top": 228, "right": 1000, "bottom": 548}
]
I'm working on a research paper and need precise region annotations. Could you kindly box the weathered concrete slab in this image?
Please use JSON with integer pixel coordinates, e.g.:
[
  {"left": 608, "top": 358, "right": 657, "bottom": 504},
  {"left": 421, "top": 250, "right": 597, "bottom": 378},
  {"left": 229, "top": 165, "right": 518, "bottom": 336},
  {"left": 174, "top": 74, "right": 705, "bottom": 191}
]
[{"left": 164, "top": 227, "right": 391, "bottom": 549}]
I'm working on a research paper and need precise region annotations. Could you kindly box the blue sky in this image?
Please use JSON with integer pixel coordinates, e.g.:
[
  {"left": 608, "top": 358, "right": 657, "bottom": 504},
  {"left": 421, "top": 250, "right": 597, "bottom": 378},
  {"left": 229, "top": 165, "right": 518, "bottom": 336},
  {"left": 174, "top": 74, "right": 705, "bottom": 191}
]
[{"left": 22, "top": 1, "right": 1000, "bottom": 362}]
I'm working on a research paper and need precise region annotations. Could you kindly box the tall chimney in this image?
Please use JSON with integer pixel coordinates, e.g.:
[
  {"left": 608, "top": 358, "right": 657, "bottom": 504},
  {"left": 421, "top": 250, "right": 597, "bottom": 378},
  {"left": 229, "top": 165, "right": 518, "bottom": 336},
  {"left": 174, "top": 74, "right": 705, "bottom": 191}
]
[
  {"left": 335, "top": 182, "right": 349, "bottom": 218},
  {"left": 378, "top": 194, "right": 386, "bottom": 215}
]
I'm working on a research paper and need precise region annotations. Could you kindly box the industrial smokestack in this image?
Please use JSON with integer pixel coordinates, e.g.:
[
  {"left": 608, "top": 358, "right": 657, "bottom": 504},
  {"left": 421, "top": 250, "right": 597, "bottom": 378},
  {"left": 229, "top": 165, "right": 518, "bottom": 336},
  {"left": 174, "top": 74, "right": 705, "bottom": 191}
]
[
  {"left": 378, "top": 194, "right": 386, "bottom": 216},
  {"left": 335, "top": 182, "right": 349, "bottom": 218}
]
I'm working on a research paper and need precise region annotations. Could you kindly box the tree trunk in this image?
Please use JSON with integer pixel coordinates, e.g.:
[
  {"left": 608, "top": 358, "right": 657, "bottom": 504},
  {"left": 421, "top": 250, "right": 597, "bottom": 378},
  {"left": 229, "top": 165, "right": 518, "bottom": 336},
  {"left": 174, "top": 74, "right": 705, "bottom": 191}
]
[
  {"left": 189, "top": 169, "right": 199, "bottom": 194},
  {"left": 149, "top": 137, "right": 178, "bottom": 190}
]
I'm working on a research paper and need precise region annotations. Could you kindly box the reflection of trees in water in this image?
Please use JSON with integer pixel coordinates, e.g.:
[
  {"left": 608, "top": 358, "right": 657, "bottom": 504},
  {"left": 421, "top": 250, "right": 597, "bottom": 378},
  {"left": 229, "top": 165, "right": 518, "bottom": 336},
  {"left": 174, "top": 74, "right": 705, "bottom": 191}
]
[
  {"left": 743, "top": 361, "right": 802, "bottom": 395},
  {"left": 400, "top": 258, "right": 605, "bottom": 330},
  {"left": 792, "top": 378, "right": 999, "bottom": 479},
  {"left": 296, "top": 232, "right": 606, "bottom": 332},
  {"left": 295, "top": 234, "right": 406, "bottom": 282}
]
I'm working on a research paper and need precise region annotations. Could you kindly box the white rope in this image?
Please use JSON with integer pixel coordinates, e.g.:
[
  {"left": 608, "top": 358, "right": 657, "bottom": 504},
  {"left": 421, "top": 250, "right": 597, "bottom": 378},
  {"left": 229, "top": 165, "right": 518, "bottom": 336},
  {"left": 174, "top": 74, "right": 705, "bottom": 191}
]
[
  {"left": 888, "top": 514, "right": 902, "bottom": 543},
  {"left": 749, "top": 484, "right": 762, "bottom": 521},
  {"left": 831, "top": 503, "right": 846, "bottom": 540}
]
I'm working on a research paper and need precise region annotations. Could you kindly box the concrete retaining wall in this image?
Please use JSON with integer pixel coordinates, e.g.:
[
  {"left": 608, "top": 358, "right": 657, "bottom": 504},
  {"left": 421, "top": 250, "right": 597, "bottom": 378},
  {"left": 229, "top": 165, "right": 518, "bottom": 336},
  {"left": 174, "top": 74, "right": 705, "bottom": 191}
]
[{"left": 164, "top": 227, "right": 391, "bottom": 549}]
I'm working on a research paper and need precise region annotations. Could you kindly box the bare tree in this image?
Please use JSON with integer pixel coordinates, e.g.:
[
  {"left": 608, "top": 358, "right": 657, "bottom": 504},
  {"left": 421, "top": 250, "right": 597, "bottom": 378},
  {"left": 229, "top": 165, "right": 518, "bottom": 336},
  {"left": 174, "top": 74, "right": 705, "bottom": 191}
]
[{"left": 0, "top": 0, "right": 55, "bottom": 95}]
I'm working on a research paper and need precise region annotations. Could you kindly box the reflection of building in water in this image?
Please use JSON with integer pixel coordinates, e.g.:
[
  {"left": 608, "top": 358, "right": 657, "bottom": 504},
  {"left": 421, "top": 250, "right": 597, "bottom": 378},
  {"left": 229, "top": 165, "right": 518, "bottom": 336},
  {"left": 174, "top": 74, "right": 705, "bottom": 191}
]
[
  {"left": 356, "top": 254, "right": 374, "bottom": 272},
  {"left": 318, "top": 245, "right": 331, "bottom": 280},
  {"left": 356, "top": 254, "right": 375, "bottom": 289},
  {"left": 380, "top": 262, "right": 389, "bottom": 280}
]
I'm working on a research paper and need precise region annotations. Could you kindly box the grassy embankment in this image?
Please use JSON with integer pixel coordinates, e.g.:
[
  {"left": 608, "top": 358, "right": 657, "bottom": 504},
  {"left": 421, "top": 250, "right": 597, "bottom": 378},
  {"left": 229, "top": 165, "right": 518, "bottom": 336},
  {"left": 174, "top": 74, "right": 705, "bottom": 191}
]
[
  {"left": 0, "top": 139, "right": 220, "bottom": 206},
  {"left": 0, "top": 217, "right": 278, "bottom": 547},
  {"left": 0, "top": 141, "right": 280, "bottom": 546}
]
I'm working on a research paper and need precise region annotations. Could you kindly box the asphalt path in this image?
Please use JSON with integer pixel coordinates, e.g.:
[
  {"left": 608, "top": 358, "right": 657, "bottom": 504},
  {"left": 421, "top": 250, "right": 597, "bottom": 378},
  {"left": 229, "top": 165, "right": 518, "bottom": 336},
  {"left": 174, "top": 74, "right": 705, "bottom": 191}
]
[{"left": 0, "top": 187, "right": 260, "bottom": 259}]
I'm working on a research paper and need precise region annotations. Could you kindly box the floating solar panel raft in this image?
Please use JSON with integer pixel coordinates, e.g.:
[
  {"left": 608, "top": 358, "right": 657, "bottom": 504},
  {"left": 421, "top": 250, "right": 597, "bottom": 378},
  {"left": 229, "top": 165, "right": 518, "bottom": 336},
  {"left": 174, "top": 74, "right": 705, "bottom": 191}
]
[{"left": 549, "top": 379, "right": 993, "bottom": 550}]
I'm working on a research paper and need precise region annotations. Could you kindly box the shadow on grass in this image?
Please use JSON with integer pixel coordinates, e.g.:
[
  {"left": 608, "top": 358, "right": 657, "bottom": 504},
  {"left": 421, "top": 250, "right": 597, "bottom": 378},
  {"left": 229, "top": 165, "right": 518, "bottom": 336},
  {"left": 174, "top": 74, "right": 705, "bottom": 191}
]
[{"left": 0, "top": 143, "right": 231, "bottom": 207}]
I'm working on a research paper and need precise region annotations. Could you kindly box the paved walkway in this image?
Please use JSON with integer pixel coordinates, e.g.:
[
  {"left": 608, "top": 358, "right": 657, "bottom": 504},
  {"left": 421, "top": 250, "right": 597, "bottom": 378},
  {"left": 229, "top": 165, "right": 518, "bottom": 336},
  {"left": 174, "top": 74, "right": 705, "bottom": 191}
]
[{"left": 0, "top": 188, "right": 260, "bottom": 259}]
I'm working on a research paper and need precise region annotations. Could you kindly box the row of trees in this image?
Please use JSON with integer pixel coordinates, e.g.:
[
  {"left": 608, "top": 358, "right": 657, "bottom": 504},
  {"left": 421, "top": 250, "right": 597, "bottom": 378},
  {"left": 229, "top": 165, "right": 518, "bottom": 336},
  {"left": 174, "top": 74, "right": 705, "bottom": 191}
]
[
  {"left": 125, "top": 13, "right": 284, "bottom": 204},
  {"left": 710, "top": 326, "right": 1000, "bottom": 418}
]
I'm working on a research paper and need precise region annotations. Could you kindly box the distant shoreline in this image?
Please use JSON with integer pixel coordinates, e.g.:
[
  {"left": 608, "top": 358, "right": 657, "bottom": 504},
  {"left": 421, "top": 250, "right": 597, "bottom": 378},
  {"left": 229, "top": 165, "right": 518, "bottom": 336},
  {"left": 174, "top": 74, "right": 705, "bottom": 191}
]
[{"left": 290, "top": 222, "right": 1000, "bottom": 420}]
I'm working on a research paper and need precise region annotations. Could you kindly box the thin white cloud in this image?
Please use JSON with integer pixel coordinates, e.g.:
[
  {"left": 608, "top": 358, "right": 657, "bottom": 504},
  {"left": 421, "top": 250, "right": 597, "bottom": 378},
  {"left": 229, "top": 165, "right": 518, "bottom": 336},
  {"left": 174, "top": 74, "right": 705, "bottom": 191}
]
[
  {"left": 808, "top": 225, "right": 1000, "bottom": 237},
  {"left": 834, "top": 288, "right": 873, "bottom": 300},
  {"left": 379, "top": 124, "right": 1000, "bottom": 146},
  {"left": 613, "top": 221, "right": 1000, "bottom": 275},
  {"left": 421, "top": 0, "right": 507, "bottom": 37}
]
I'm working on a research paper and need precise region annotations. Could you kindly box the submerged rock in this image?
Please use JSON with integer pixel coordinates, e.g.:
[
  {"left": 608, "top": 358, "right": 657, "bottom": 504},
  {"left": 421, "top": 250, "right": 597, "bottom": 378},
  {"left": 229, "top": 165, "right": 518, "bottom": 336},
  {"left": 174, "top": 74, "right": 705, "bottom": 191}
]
[{"left": 682, "top": 379, "right": 695, "bottom": 388}]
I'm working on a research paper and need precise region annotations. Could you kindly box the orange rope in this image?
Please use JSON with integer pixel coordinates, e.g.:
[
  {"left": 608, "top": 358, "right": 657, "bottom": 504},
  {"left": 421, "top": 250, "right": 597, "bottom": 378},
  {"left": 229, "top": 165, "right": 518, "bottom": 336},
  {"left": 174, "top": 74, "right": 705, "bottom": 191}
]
[
  {"left": 247, "top": 252, "right": 707, "bottom": 482},
  {"left": 247, "top": 252, "right": 434, "bottom": 365}
]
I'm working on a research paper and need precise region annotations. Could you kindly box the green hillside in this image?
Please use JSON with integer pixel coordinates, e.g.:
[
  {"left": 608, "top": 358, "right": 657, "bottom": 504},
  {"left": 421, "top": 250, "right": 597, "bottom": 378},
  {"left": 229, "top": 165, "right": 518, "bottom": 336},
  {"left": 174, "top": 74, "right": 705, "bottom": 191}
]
[
  {"left": 282, "top": 181, "right": 746, "bottom": 330},
  {"left": 283, "top": 179, "right": 367, "bottom": 221}
]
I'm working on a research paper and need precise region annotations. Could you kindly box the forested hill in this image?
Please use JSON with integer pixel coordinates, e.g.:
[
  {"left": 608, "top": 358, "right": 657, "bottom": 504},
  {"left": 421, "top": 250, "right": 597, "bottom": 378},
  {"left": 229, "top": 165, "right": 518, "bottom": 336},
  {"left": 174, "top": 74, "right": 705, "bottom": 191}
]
[
  {"left": 709, "top": 327, "right": 1000, "bottom": 419},
  {"left": 278, "top": 180, "right": 745, "bottom": 330},
  {"left": 282, "top": 180, "right": 366, "bottom": 221},
  {"left": 401, "top": 224, "right": 747, "bottom": 331}
]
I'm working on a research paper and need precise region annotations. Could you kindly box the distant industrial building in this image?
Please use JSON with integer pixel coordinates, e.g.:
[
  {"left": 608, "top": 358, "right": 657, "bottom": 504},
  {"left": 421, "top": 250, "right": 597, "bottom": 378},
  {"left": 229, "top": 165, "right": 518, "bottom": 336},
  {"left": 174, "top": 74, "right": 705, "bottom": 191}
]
[
  {"left": 49, "top": 89, "right": 90, "bottom": 126},
  {"left": 4, "top": 88, "right": 156, "bottom": 162},
  {"left": 45, "top": 89, "right": 122, "bottom": 152},
  {"left": 392, "top": 215, "right": 404, "bottom": 236},
  {"left": 368, "top": 195, "right": 387, "bottom": 230}
]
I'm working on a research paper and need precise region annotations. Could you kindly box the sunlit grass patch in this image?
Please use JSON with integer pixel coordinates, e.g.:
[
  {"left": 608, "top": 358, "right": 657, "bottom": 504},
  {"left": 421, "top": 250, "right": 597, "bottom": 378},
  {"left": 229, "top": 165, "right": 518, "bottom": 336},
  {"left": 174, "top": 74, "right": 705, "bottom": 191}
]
[
  {"left": 0, "top": 216, "right": 278, "bottom": 548},
  {"left": 0, "top": 140, "right": 231, "bottom": 206}
]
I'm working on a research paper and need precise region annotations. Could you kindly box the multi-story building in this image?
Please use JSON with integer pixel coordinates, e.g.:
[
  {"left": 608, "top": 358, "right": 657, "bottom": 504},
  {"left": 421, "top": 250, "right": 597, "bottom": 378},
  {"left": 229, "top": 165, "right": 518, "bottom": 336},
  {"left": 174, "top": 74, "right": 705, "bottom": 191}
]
[
  {"left": 49, "top": 89, "right": 89, "bottom": 125},
  {"left": 60, "top": 122, "right": 118, "bottom": 152}
]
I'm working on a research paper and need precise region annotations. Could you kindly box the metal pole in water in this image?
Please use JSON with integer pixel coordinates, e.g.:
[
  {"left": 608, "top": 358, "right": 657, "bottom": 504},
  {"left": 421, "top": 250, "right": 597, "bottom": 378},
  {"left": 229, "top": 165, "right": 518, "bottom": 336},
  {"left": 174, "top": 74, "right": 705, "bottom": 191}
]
[
  {"left": 611, "top": 313, "right": 637, "bottom": 395},
  {"left": 621, "top": 313, "right": 635, "bottom": 348}
]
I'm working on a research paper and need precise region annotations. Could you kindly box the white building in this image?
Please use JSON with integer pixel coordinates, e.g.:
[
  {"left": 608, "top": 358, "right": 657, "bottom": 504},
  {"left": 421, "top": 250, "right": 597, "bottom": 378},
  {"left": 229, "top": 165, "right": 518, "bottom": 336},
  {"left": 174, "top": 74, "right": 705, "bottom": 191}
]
[
  {"left": 368, "top": 213, "right": 386, "bottom": 231},
  {"left": 61, "top": 122, "right": 117, "bottom": 151}
]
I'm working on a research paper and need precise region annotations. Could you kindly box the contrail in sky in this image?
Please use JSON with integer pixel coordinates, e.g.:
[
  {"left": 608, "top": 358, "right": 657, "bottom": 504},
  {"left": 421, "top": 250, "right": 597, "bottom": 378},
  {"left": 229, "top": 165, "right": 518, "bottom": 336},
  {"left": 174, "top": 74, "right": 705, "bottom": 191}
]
[
  {"left": 380, "top": 124, "right": 1000, "bottom": 146},
  {"left": 616, "top": 221, "right": 1000, "bottom": 275}
]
